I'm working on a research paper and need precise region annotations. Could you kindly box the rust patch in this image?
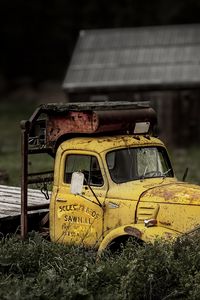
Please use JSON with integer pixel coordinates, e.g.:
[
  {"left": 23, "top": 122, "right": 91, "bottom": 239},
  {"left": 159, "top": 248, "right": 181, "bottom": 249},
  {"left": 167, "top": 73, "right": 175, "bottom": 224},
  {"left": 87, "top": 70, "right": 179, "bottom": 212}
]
[
  {"left": 143, "top": 183, "right": 200, "bottom": 203},
  {"left": 159, "top": 221, "right": 171, "bottom": 226},
  {"left": 149, "top": 188, "right": 176, "bottom": 201},
  {"left": 47, "top": 112, "right": 98, "bottom": 143},
  {"left": 124, "top": 226, "right": 142, "bottom": 238}
]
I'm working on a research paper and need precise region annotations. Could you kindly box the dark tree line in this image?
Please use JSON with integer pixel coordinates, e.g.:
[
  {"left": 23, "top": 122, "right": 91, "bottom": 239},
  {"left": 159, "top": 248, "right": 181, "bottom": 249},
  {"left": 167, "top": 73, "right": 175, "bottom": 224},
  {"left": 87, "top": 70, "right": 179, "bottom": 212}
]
[{"left": 1, "top": 0, "right": 200, "bottom": 82}]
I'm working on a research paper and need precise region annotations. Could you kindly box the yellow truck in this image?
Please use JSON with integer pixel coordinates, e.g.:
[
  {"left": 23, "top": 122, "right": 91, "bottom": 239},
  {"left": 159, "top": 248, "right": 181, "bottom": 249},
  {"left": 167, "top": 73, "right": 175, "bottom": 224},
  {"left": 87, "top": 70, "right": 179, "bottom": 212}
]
[{"left": 20, "top": 102, "right": 200, "bottom": 252}]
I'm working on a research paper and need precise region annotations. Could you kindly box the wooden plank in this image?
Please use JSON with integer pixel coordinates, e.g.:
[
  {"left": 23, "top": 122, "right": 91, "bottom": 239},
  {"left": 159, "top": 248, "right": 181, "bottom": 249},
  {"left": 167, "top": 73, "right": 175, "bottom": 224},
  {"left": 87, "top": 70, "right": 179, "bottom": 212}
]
[
  {"left": 0, "top": 202, "right": 23, "bottom": 209},
  {"left": 0, "top": 196, "right": 47, "bottom": 204},
  {"left": 0, "top": 209, "right": 49, "bottom": 219},
  {"left": 0, "top": 194, "right": 48, "bottom": 203},
  {"left": 0, "top": 185, "right": 50, "bottom": 220},
  {"left": 0, "top": 185, "right": 50, "bottom": 200},
  {"left": 0, "top": 185, "right": 47, "bottom": 195}
]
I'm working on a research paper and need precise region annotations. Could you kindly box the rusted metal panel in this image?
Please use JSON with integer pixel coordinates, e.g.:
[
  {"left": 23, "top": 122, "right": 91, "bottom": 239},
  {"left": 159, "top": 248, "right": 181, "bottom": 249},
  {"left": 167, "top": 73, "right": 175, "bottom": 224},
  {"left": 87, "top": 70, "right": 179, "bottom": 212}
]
[
  {"left": 96, "top": 108, "right": 156, "bottom": 133},
  {"left": 46, "top": 107, "right": 156, "bottom": 144},
  {"left": 46, "top": 111, "right": 98, "bottom": 143}
]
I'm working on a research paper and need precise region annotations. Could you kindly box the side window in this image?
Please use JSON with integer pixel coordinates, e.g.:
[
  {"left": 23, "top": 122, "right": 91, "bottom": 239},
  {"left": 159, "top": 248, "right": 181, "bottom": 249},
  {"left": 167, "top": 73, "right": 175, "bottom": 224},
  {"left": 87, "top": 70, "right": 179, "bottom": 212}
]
[{"left": 64, "top": 154, "right": 103, "bottom": 186}]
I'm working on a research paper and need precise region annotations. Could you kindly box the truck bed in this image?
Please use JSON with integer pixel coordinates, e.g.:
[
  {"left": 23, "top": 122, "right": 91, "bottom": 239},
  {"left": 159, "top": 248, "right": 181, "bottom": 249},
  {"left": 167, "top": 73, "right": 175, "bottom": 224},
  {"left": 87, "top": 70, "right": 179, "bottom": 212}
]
[
  {"left": 0, "top": 185, "right": 49, "bottom": 218},
  {"left": 0, "top": 185, "right": 50, "bottom": 233}
]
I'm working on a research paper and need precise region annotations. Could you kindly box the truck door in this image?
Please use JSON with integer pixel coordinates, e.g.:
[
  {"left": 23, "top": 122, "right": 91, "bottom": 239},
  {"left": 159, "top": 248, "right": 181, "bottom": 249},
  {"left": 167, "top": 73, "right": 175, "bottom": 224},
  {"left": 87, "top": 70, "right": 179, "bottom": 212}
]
[{"left": 53, "top": 151, "right": 108, "bottom": 248}]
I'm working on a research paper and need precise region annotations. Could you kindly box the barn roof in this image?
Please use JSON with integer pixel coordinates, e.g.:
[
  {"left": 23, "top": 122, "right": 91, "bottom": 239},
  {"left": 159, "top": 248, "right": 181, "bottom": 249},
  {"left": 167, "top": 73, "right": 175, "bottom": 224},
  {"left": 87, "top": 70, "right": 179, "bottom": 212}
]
[{"left": 63, "top": 24, "right": 200, "bottom": 92}]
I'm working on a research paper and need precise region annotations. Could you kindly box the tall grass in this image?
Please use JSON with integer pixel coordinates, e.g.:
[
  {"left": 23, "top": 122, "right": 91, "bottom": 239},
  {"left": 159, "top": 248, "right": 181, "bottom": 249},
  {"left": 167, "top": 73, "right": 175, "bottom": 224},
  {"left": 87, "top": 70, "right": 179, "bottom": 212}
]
[{"left": 0, "top": 232, "right": 200, "bottom": 299}]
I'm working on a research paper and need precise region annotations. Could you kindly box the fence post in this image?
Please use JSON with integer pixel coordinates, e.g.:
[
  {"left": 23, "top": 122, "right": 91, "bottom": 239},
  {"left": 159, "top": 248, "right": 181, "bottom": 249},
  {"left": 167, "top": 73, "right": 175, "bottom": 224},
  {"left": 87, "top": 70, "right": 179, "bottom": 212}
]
[{"left": 20, "top": 120, "right": 30, "bottom": 239}]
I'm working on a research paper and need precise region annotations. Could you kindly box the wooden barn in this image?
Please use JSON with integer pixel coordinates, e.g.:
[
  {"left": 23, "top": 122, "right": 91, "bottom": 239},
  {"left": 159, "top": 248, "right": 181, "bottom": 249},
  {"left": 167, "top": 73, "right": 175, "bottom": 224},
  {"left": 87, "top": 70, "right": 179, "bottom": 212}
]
[{"left": 63, "top": 24, "right": 200, "bottom": 145}]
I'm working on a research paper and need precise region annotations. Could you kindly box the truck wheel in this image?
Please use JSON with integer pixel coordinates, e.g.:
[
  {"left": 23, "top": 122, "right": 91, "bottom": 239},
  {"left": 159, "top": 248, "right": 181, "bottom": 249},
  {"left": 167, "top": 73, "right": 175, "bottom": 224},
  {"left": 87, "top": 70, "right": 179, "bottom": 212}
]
[{"left": 107, "top": 235, "right": 143, "bottom": 253}]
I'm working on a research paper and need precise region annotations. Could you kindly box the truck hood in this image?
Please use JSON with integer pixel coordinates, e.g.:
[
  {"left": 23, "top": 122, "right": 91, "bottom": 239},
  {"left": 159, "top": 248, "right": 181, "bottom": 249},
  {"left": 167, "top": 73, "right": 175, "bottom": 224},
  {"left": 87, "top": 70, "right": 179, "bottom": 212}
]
[
  {"left": 141, "top": 181, "right": 200, "bottom": 205},
  {"left": 107, "top": 178, "right": 200, "bottom": 205}
]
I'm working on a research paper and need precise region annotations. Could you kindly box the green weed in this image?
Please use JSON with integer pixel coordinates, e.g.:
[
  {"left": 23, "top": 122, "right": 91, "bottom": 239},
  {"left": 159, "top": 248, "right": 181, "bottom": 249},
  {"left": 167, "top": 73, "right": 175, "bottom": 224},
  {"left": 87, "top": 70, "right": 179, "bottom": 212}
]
[{"left": 0, "top": 233, "right": 200, "bottom": 299}]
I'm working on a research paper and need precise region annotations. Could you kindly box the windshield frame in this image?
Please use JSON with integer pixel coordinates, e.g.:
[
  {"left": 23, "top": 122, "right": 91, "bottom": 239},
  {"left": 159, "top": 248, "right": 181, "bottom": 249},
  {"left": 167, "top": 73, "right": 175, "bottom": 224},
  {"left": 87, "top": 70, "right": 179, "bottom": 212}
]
[{"left": 106, "top": 146, "right": 174, "bottom": 184}]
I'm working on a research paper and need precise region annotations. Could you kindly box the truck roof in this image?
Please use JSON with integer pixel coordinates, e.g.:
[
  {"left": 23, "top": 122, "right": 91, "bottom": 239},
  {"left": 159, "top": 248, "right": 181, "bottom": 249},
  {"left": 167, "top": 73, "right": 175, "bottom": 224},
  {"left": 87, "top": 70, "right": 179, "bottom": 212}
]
[{"left": 58, "top": 135, "right": 165, "bottom": 154}]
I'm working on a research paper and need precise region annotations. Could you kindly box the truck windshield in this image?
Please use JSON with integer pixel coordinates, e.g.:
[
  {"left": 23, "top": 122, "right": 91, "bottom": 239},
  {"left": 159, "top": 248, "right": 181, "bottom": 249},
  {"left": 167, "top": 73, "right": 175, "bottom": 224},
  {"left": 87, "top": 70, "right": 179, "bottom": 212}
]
[{"left": 106, "top": 146, "right": 173, "bottom": 183}]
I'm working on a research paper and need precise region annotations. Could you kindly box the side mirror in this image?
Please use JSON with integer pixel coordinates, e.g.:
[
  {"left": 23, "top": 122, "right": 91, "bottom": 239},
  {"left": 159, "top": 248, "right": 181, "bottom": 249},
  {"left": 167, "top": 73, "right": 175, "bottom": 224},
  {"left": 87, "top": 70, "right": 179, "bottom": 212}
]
[{"left": 70, "top": 172, "right": 84, "bottom": 195}]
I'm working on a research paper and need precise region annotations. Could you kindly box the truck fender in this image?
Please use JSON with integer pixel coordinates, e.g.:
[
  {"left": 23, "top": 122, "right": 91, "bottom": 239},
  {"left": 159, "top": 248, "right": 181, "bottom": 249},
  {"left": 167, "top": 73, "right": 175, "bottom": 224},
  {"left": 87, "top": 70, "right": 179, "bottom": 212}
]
[{"left": 98, "top": 224, "right": 178, "bottom": 253}]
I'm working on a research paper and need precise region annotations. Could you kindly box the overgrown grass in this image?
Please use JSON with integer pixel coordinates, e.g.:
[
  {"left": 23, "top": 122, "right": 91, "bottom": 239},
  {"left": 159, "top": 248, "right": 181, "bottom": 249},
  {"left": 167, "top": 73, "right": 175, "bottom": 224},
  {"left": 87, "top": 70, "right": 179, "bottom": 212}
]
[{"left": 1, "top": 232, "right": 200, "bottom": 299}]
